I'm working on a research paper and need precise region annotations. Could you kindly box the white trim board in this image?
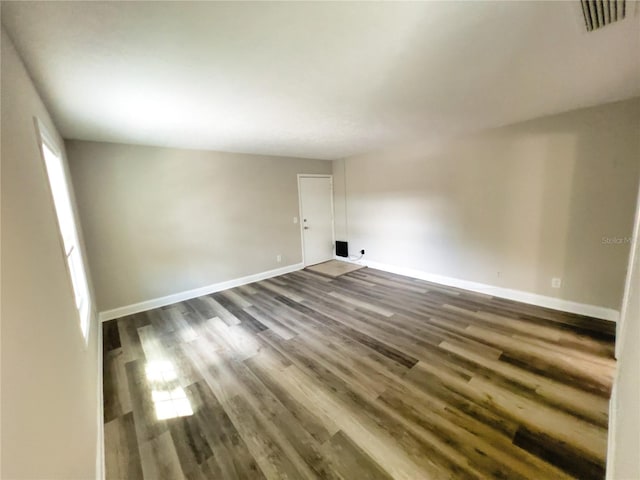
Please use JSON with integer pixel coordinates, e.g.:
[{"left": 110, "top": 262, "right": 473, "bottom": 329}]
[
  {"left": 335, "top": 257, "right": 619, "bottom": 322},
  {"left": 98, "top": 263, "right": 304, "bottom": 322},
  {"left": 605, "top": 380, "right": 618, "bottom": 480},
  {"left": 96, "top": 316, "right": 105, "bottom": 480}
]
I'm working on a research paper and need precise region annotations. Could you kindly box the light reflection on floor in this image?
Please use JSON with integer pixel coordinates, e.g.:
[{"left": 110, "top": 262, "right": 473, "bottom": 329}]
[{"left": 145, "top": 360, "right": 193, "bottom": 420}]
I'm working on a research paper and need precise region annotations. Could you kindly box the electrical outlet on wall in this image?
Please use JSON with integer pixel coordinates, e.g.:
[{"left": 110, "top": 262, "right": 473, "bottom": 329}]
[
  {"left": 276, "top": 254, "right": 282, "bottom": 263},
  {"left": 551, "top": 277, "right": 562, "bottom": 288}
]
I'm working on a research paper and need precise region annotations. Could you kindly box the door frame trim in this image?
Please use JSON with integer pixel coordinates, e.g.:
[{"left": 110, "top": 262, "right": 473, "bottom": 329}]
[{"left": 297, "top": 174, "right": 335, "bottom": 267}]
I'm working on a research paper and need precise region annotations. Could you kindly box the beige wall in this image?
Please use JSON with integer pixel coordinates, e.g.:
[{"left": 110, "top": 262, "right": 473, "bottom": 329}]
[
  {"left": 1, "top": 29, "right": 100, "bottom": 479},
  {"left": 336, "top": 99, "right": 640, "bottom": 311},
  {"left": 66, "top": 141, "right": 331, "bottom": 312},
  {"left": 333, "top": 158, "right": 348, "bottom": 241},
  {"left": 609, "top": 183, "right": 640, "bottom": 479}
]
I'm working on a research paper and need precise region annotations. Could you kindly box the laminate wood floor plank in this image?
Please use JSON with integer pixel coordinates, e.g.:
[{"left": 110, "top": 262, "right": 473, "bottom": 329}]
[
  {"left": 103, "top": 267, "right": 615, "bottom": 479},
  {"left": 104, "top": 412, "right": 143, "bottom": 480},
  {"left": 319, "top": 430, "right": 394, "bottom": 480},
  {"left": 185, "top": 380, "right": 264, "bottom": 480},
  {"left": 103, "top": 348, "right": 133, "bottom": 422}
]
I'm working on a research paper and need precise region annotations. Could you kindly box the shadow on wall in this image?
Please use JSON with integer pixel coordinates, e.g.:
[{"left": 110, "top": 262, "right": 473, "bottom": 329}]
[
  {"left": 66, "top": 141, "right": 329, "bottom": 312},
  {"left": 442, "top": 131, "right": 580, "bottom": 300},
  {"left": 560, "top": 120, "right": 640, "bottom": 309},
  {"left": 342, "top": 100, "right": 640, "bottom": 311}
]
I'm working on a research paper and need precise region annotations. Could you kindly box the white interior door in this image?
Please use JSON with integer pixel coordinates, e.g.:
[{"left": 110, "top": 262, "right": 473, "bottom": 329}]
[{"left": 299, "top": 176, "right": 334, "bottom": 266}]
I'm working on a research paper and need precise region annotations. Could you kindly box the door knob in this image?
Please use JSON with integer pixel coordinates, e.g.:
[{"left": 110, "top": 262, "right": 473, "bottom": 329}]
[{"left": 304, "top": 226, "right": 309, "bottom": 230}]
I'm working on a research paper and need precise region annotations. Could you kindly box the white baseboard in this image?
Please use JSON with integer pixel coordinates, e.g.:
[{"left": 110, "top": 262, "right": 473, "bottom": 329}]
[
  {"left": 95, "top": 314, "right": 105, "bottom": 480},
  {"left": 335, "top": 256, "right": 619, "bottom": 322},
  {"left": 98, "top": 263, "right": 304, "bottom": 322},
  {"left": 606, "top": 380, "right": 618, "bottom": 480},
  {"left": 100, "top": 257, "right": 618, "bottom": 323}
]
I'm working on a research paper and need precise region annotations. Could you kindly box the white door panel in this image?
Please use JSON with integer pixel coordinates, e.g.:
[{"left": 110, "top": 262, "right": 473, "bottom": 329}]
[{"left": 299, "top": 176, "right": 334, "bottom": 266}]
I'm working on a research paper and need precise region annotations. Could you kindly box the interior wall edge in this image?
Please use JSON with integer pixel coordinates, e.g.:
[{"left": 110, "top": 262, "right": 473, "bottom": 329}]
[
  {"left": 98, "top": 262, "right": 304, "bottom": 322},
  {"left": 335, "top": 257, "right": 619, "bottom": 322},
  {"left": 605, "top": 380, "right": 618, "bottom": 480},
  {"left": 606, "top": 176, "right": 640, "bottom": 479},
  {"left": 95, "top": 323, "right": 105, "bottom": 480}
]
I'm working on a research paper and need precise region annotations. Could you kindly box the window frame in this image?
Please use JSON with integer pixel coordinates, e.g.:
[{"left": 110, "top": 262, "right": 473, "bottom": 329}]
[{"left": 34, "top": 118, "right": 92, "bottom": 344}]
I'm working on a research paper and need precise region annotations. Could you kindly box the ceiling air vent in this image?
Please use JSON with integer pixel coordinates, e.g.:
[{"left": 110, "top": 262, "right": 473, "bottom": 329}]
[{"left": 580, "top": 0, "right": 626, "bottom": 31}]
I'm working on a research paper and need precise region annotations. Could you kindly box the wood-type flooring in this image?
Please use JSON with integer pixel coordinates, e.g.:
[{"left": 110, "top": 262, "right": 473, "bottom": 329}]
[{"left": 102, "top": 267, "right": 616, "bottom": 480}]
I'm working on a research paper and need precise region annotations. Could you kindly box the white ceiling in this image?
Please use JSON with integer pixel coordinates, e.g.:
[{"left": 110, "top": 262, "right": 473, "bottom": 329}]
[{"left": 2, "top": 1, "right": 639, "bottom": 160}]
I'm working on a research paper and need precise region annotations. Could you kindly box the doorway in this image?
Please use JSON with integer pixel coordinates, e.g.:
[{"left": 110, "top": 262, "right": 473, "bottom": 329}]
[{"left": 298, "top": 175, "right": 334, "bottom": 266}]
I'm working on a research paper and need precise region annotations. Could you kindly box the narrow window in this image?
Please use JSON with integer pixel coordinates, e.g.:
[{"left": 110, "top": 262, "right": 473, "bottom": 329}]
[{"left": 37, "top": 120, "right": 91, "bottom": 341}]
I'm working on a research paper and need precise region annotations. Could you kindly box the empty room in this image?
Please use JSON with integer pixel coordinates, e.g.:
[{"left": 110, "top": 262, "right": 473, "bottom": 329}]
[{"left": 2, "top": 1, "right": 640, "bottom": 479}]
